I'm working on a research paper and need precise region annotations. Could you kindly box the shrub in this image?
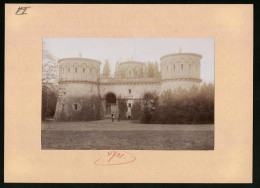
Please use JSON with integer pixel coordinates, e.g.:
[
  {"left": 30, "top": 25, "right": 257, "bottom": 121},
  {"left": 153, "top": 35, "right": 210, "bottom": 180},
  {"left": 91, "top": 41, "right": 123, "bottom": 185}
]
[
  {"left": 131, "top": 100, "right": 142, "bottom": 120},
  {"left": 118, "top": 99, "right": 128, "bottom": 120},
  {"left": 142, "top": 83, "right": 214, "bottom": 124}
]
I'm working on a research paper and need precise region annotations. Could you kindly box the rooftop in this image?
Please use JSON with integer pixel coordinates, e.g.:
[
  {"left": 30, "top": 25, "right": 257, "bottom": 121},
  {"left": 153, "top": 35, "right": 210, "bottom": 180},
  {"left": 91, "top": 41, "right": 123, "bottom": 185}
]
[
  {"left": 58, "top": 57, "right": 102, "bottom": 64},
  {"left": 160, "top": 53, "right": 202, "bottom": 60}
]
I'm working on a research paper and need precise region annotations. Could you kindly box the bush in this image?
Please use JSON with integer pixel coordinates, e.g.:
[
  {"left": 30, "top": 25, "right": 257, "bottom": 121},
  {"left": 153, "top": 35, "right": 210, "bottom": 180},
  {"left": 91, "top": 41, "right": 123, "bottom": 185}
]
[
  {"left": 118, "top": 99, "right": 128, "bottom": 120},
  {"left": 142, "top": 83, "right": 214, "bottom": 124},
  {"left": 131, "top": 100, "right": 142, "bottom": 120}
]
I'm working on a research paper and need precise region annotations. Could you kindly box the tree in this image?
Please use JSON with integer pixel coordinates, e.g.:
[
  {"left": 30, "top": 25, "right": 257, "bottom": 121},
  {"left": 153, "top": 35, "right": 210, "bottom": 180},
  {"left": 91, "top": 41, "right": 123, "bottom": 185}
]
[
  {"left": 131, "top": 100, "right": 142, "bottom": 120},
  {"left": 42, "top": 42, "right": 59, "bottom": 120},
  {"left": 147, "top": 61, "right": 155, "bottom": 78},
  {"left": 103, "top": 59, "right": 111, "bottom": 78},
  {"left": 118, "top": 99, "right": 128, "bottom": 119},
  {"left": 154, "top": 61, "right": 159, "bottom": 77}
]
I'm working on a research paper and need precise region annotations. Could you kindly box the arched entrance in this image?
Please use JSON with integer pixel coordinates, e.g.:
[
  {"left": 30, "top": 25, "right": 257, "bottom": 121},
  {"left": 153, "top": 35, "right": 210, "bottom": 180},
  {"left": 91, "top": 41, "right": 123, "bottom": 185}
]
[{"left": 105, "top": 93, "right": 117, "bottom": 117}]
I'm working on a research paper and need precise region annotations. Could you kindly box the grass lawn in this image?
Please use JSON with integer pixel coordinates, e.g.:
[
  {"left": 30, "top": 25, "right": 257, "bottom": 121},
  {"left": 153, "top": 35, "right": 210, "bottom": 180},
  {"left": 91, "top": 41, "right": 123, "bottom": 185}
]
[{"left": 42, "top": 128, "right": 214, "bottom": 150}]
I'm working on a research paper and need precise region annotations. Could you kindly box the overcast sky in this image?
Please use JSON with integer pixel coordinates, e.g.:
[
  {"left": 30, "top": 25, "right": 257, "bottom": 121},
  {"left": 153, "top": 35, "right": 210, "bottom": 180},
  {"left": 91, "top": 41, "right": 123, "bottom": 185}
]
[{"left": 43, "top": 38, "right": 214, "bottom": 83}]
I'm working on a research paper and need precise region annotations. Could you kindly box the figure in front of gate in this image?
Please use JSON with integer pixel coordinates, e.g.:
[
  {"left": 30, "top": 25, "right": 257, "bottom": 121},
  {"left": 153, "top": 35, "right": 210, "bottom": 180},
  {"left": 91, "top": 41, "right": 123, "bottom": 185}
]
[
  {"left": 111, "top": 112, "right": 115, "bottom": 122},
  {"left": 117, "top": 112, "right": 121, "bottom": 122}
]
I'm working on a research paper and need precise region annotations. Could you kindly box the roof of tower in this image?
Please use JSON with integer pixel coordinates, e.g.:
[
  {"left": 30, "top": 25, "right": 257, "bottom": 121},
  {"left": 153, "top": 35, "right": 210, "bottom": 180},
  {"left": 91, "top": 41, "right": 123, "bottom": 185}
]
[
  {"left": 160, "top": 53, "right": 202, "bottom": 60},
  {"left": 58, "top": 57, "right": 102, "bottom": 64}
]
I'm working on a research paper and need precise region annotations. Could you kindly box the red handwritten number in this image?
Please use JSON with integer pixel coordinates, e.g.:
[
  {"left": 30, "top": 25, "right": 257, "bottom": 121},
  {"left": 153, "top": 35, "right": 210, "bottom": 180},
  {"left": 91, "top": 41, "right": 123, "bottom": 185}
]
[
  {"left": 94, "top": 151, "right": 136, "bottom": 166},
  {"left": 107, "top": 151, "right": 124, "bottom": 162}
]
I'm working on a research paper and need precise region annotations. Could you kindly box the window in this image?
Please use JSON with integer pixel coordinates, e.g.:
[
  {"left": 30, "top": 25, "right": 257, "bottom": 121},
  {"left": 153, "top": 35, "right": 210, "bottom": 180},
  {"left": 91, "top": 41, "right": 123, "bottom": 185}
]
[
  {"left": 83, "top": 68, "right": 85, "bottom": 73},
  {"left": 63, "top": 68, "right": 64, "bottom": 74},
  {"left": 74, "top": 104, "right": 78, "bottom": 110},
  {"left": 68, "top": 68, "right": 70, "bottom": 73},
  {"left": 196, "top": 65, "right": 197, "bottom": 71},
  {"left": 75, "top": 67, "right": 77, "bottom": 73},
  {"left": 62, "top": 104, "right": 65, "bottom": 111},
  {"left": 128, "top": 103, "right": 131, "bottom": 107},
  {"left": 167, "top": 66, "right": 168, "bottom": 71},
  {"left": 129, "top": 71, "right": 131, "bottom": 76},
  {"left": 173, "top": 64, "right": 175, "bottom": 70},
  {"left": 181, "top": 64, "right": 183, "bottom": 70},
  {"left": 189, "top": 64, "right": 191, "bottom": 70},
  {"left": 128, "top": 89, "right": 131, "bottom": 94}
]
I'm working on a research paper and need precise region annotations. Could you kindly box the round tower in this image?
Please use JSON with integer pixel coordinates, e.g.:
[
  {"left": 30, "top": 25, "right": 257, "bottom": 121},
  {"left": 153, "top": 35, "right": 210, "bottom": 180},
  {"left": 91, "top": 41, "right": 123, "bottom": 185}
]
[
  {"left": 54, "top": 57, "right": 101, "bottom": 121},
  {"left": 160, "top": 53, "right": 202, "bottom": 92}
]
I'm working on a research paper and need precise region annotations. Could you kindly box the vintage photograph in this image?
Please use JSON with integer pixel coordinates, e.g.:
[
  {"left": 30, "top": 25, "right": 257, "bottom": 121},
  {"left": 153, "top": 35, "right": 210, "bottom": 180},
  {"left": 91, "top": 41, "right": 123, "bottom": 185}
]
[{"left": 41, "top": 38, "right": 214, "bottom": 150}]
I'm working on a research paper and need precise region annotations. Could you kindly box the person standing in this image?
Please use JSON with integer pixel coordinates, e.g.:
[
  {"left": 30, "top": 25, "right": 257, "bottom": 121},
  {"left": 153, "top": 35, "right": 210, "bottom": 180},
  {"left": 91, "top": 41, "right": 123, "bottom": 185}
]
[
  {"left": 111, "top": 112, "right": 115, "bottom": 122},
  {"left": 118, "top": 112, "right": 121, "bottom": 122}
]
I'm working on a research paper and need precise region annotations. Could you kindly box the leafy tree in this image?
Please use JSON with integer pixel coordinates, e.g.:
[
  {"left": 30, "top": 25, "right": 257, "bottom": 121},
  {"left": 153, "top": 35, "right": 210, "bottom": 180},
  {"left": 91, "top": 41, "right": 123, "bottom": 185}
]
[
  {"left": 42, "top": 42, "right": 59, "bottom": 120},
  {"left": 141, "top": 92, "right": 159, "bottom": 123},
  {"left": 154, "top": 61, "right": 159, "bottom": 77},
  {"left": 103, "top": 59, "right": 111, "bottom": 78},
  {"left": 131, "top": 100, "right": 142, "bottom": 120},
  {"left": 147, "top": 61, "right": 155, "bottom": 78},
  {"left": 118, "top": 99, "right": 128, "bottom": 119},
  {"left": 142, "top": 83, "right": 214, "bottom": 124}
]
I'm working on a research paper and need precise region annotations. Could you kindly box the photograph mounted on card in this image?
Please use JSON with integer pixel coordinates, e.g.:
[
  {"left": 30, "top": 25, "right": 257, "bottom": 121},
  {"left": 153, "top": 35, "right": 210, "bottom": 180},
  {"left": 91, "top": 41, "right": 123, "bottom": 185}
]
[{"left": 5, "top": 4, "right": 252, "bottom": 183}]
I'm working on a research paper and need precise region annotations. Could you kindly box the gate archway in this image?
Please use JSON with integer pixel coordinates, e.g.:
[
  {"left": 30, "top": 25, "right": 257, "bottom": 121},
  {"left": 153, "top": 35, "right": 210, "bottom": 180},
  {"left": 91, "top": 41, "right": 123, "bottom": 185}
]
[
  {"left": 106, "top": 93, "right": 116, "bottom": 104},
  {"left": 105, "top": 93, "right": 117, "bottom": 116}
]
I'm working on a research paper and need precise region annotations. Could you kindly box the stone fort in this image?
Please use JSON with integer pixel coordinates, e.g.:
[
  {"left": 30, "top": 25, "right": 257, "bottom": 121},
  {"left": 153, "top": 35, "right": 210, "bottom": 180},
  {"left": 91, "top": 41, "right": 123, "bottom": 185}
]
[{"left": 54, "top": 52, "right": 203, "bottom": 121}]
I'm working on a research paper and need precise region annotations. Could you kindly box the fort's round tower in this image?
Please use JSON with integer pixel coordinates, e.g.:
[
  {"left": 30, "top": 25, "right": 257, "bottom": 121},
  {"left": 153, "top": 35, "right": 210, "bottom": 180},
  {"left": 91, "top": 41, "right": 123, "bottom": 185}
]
[
  {"left": 160, "top": 52, "right": 202, "bottom": 92},
  {"left": 54, "top": 57, "right": 101, "bottom": 121}
]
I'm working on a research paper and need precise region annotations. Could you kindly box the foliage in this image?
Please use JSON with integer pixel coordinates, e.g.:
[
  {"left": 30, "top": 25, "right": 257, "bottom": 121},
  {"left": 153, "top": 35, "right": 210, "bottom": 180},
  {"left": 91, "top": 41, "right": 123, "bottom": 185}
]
[
  {"left": 118, "top": 99, "right": 128, "bottom": 120},
  {"left": 131, "top": 100, "right": 142, "bottom": 120},
  {"left": 149, "top": 83, "right": 214, "bottom": 124},
  {"left": 145, "top": 61, "right": 160, "bottom": 78},
  {"left": 147, "top": 61, "right": 155, "bottom": 78},
  {"left": 42, "top": 42, "right": 59, "bottom": 120},
  {"left": 42, "top": 85, "right": 58, "bottom": 120},
  {"left": 140, "top": 92, "right": 159, "bottom": 123},
  {"left": 102, "top": 59, "right": 111, "bottom": 78}
]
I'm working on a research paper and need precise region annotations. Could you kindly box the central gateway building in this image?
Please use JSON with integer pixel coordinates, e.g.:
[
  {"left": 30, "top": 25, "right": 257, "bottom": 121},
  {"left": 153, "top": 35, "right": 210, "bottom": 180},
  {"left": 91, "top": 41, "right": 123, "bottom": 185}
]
[{"left": 54, "top": 52, "right": 203, "bottom": 121}]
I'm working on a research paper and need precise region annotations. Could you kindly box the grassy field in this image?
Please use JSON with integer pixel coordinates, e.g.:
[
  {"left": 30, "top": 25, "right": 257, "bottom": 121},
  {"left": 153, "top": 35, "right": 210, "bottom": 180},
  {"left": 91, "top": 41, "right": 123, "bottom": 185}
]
[{"left": 42, "top": 121, "right": 214, "bottom": 150}]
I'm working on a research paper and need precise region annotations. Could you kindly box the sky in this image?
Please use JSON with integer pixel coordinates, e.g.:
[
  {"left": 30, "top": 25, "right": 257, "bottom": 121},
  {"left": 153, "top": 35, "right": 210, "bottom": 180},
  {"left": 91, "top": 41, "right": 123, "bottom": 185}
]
[{"left": 43, "top": 38, "right": 214, "bottom": 83}]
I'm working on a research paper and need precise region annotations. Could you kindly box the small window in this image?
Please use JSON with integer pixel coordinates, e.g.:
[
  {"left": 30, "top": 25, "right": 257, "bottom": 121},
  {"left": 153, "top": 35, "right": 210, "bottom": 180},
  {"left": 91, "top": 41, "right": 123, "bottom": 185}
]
[
  {"left": 83, "top": 68, "right": 85, "bottom": 73},
  {"left": 68, "top": 68, "right": 70, "bottom": 73},
  {"left": 74, "top": 104, "right": 78, "bottom": 110},
  {"left": 189, "top": 64, "right": 191, "bottom": 70},
  {"left": 62, "top": 104, "right": 65, "bottom": 110},
  {"left": 128, "top": 103, "right": 131, "bottom": 107},
  {"left": 196, "top": 65, "right": 197, "bottom": 71},
  {"left": 173, "top": 64, "right": 175, "bottom": 70},
  {"left": 63, "top": 68, "right": 64, "bottom": 74},
  {"left": 129, "top": 71, "right": 131, "bottom": 76},
  {"left": 167, "top": 66, "right": 168, "bottom": 71},
  {"left": 181, "top": 64, "right": 183, "bottom": 70},
  {"left": 75, "top": 67, "right": 77, "bottom": 73},
  {"left": 128, "top": 89, "right": 131, "bottom": 94}
]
